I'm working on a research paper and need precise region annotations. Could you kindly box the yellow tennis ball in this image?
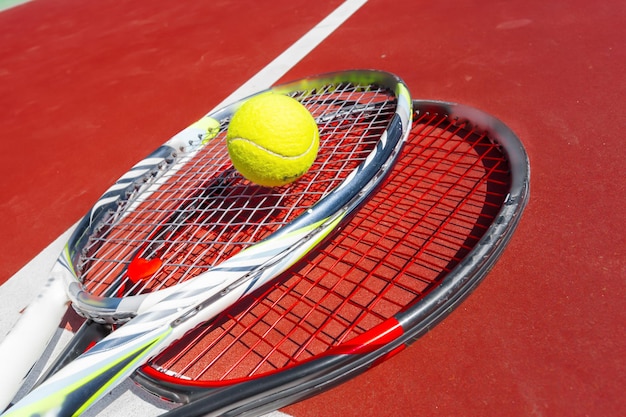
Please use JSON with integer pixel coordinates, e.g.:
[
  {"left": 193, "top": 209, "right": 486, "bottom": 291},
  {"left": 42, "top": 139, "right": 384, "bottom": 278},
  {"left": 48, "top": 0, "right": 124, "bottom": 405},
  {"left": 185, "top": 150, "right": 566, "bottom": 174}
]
[{"left": 226, "top": 92, "right": 319, "bottom": 187}]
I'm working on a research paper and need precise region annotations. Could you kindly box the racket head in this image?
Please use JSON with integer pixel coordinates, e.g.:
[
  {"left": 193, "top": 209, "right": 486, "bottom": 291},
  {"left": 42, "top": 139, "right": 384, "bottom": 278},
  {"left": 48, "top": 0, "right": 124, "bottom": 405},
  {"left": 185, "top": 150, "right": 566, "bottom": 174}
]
[
  {"left": 133, "top": 99, "right": 530, "bottom": 416},
  {"left": 58, "top": 70, "right": 411, "bottom": 323}
]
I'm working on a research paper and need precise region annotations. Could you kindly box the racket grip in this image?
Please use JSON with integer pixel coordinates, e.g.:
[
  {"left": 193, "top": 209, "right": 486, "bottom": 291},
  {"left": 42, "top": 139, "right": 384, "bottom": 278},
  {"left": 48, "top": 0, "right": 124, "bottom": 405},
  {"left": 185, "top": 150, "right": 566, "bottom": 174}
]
[{"left": 0, "top": 275, "right": 69, "bottom": 411}]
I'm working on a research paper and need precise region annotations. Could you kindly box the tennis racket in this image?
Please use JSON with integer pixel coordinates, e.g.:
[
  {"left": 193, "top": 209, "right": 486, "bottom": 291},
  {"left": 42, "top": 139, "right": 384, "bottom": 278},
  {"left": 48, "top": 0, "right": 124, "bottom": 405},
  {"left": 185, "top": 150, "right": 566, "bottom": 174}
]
[
  {"left": 0, "top": 70, "right": 412, "bottom": 416},
  {"left": 130, "top": 99, "right": 530, "bottom": 417}
]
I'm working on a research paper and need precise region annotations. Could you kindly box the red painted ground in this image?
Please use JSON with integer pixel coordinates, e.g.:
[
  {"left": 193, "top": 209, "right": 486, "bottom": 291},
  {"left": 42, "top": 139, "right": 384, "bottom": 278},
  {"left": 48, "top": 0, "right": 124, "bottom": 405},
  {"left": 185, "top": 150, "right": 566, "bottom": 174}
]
[{"left": 1, "top": 0, "right": 624, "bottom": 416}]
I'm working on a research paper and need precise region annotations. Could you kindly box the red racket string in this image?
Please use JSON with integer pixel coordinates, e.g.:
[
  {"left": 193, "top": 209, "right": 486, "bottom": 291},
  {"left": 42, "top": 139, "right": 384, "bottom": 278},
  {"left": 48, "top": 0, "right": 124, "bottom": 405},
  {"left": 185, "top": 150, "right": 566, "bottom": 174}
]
[{"left": 141, "top": 110, "right": 512, "bottom": 387}]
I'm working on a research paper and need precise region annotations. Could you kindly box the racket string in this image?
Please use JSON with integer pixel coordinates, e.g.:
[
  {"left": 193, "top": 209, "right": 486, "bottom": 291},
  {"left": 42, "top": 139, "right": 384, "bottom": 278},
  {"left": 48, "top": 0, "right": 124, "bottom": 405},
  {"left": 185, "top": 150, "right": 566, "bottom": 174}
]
[
  {"left": 145, "top": 110, "right": 513, "bottom": 383},
  {"left": 76, "top": 83, "right": 398, "bottom": 298}
]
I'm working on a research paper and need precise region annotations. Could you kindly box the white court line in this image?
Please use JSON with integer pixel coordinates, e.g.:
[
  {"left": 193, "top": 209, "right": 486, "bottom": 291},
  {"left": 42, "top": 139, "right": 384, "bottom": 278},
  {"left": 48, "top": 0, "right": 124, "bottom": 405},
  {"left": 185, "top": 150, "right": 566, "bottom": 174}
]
[
  {"left": 213, "top": 0, "right": 367, "bottom": 110},
  {"left": 0, "top": 0, "right": 367, "bottom": 416},
  {"left": 0, "top": 0, "right": 33, "bottom": 13}
]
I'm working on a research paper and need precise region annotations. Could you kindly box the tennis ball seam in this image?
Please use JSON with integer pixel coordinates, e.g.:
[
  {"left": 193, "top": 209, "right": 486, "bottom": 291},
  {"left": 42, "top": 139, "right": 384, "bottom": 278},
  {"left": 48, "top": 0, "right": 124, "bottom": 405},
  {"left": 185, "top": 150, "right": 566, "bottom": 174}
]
[{"left": 227, "top": 134, "right": 318, "bottom": 160}]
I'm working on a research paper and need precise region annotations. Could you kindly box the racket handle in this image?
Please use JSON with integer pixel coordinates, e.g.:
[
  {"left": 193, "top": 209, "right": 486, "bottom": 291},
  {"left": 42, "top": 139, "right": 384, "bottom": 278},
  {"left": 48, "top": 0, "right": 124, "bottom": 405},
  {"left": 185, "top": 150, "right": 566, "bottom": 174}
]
[{"left": 0, "top": 275, "right": 68, "bottom": 411}]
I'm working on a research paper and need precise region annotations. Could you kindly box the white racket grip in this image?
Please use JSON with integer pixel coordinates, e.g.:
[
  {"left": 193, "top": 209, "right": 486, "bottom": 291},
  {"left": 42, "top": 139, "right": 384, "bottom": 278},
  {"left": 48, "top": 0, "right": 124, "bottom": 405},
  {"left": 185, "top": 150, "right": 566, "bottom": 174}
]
[{"left": 0, "top": 274, "right": 69, "bottom": 411}]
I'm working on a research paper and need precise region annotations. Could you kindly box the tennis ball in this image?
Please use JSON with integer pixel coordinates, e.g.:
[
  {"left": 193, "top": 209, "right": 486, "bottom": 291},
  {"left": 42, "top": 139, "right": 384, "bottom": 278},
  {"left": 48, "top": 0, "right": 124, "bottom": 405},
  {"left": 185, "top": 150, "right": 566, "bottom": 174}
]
[
  {"left": 200, "top": 117, "right": 221, "bottom": 143},
  {"left": 226, "top": 92, "right": 319, "bottom": 187}
]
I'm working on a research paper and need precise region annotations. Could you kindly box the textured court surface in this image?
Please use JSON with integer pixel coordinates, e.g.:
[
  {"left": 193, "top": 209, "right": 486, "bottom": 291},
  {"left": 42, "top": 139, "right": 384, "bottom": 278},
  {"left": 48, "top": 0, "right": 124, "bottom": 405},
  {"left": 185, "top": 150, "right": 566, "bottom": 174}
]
[{"left": 0, "top": 0, "right": 624, "bottom": 416}]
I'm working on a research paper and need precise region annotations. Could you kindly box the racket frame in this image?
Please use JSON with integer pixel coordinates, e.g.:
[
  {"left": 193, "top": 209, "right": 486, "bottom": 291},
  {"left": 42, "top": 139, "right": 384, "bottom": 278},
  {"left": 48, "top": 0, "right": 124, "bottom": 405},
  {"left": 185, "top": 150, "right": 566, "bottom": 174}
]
[
  {"left": 133, "top": 99, "right": 531, "bottom": 417},
  {"left": 64, "top": 69, "right": 412, "bottom": 324}
]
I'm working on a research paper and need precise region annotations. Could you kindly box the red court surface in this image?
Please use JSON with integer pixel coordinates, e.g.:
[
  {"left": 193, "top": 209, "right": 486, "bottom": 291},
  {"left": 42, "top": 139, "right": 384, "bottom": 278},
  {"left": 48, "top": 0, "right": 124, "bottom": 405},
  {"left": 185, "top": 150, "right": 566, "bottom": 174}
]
[{"left": 0, "top": 0, "right": 624, "bottom": 416}]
